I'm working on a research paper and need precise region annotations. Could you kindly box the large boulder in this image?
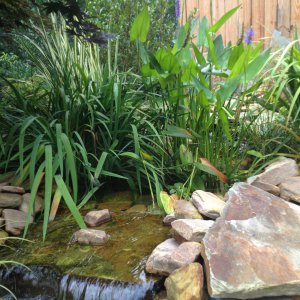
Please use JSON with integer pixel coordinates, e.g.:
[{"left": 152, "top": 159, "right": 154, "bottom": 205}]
[
  {"left": 202, "top": 182, "right": 300, "bottom": 299},
  {"left": 0, "top": 193, "right": 22, "bottom": 208},
  {"left": 191, "top": 190, "right": 225, "bottom": 219},
  {"left": 84, "top": 209, "right": 111, "bottom": 227},
  {"left": 171, "top": 219, "right": 214, "bottom": 242},
  {"left": 3, "top": 209, "right": 34, "bottom": 235},
  {"left": 248, "top": 157, "right": 299, "bottom": 186},
  {"left": 71, "top": 229, "right": 110, "bottom": 246},
  {"left": 164, "top": 263, "right": 204, "bottom": 300},
  {"left": 279, "top": 176, "right": 300, "bottom": 203},
  {"left": 174, "top": 200, "right": 202, "bottom": 220},
  {"left": 145, "top": 238, "right": 201, "bottom": 276}
]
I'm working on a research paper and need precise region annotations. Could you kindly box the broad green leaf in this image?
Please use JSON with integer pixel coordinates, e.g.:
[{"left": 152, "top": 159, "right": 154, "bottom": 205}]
[
  {"left": 130, "top": 6, "right": 150, "bottom": 42},
  {"left": 55, "top": 175, "right": 87, "bottom": 229},
  {"left": 209, "top": 6, "right": 240, "bottom": 33},
  {"left": 197, "top": 16, "right": 209, "bottom": 47},
  {"left": 164, "top": 125, "right": 193, "bottom": 139},
  {"left": 247, "top": 150, "right": 263, "bottom": 158},
  {"left": 160, "top": 191, "right": 175, "bottom": 214},
  {"left": 179, "top": 144, "right": 193, "bottom": 165},
  {"left": 155, "top": 48, "right": 180, "bottom": 74}
]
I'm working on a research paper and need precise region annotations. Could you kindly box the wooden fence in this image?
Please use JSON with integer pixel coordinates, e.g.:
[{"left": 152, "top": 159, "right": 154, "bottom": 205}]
[{"left": 181, "top": 0, "right": 300, "bottom": 45}]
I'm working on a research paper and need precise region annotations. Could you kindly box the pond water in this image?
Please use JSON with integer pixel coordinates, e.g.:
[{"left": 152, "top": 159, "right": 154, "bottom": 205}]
[{"left": 0, "top": 191, "right": 169, "bottom": 299}]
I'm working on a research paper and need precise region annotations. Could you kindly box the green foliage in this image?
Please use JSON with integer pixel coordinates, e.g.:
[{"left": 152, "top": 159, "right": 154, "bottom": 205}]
[
  {"left": 131, "top": 6, "right": 271, "bottom": 192},
  {"left": 85, "top": 0, "right": 176, "bottom": 70},
  {"left": 0, "top": 16, "right": 164, "bottom": 237}
]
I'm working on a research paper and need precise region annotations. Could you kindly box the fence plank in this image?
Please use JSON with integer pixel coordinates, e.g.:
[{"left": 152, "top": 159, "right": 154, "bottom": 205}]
[
  {"left": 251, "top": 0, "right": 265, "bottom": 43},
  {"left": 264, "top": 0, "right": 277, "bottom": 46},
  {"left": 224, "top": 0, "right": 239, "bottom": 44},
  {"left": 291, "top": 0, "right": 300, "bottom": 36},
  {"left": 277, "top": 0, "right": 291, "bottom": 37}
]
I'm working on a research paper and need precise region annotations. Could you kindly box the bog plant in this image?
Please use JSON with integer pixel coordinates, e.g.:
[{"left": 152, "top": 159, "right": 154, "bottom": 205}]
[{"left": 130, "top": 6, "right": 271, "bottom": 196}]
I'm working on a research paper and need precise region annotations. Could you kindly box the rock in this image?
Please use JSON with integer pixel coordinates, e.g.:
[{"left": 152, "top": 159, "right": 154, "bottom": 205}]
[
  {"left": 0, "top": 193, "right": 23, "bottom": 208},
  {"left": 171, "top": 219, "right": 214, "bottom": 242},
  {"left": 0, "top": 185, "right": 25, "bottom": 194},
  {"left": 0, "top": 230, "right": 9, "bottom": 245},
  {"left": 19, "top": 193, "right": 43, "bottom": 216},
  {"left": 84, "top": 209, "right": 111, "bottom": 227},
  {"left": 145, "top": 238, "right": 201, "bottom": 276},
  {"left": 3, "top": 209, "right": 34, "bottom": 235},
  {"left": 0, "top": 181, "right": 10, "bottom": 187},
  {"left": 165, "top": 263, "right": 204, "bottom": 300},
  {"left": 279, "top": 177, "right": 300, "bottom": 202},
  {"left": 97, "top": 201, "right": 132, "bottom": 212},
  {"left": 163, "top": 213, "right": 176, "bottom": 226},
  {"left": 72, "top": 229, "right": 110, "bottom": 246},
  {"left": 249, "top": 157, "right": 299, "bottom": 186},
  {"left": 174, "top": 200, "right": 202, "bottom": 220},
  {"left": 191, "top": 190, "right": 225, "bottom": 219},
  {"left": 0, "top": 217, "right": 4, "bottom": 226},
  {"left": 202, "top": 182, "right": 300, "bottom": 299},
  {"left": 126, "top": 204, "right": 147, "bottom": 213},
  {"left": 251, "top": 181, "right": 280, "bottom": 196}
]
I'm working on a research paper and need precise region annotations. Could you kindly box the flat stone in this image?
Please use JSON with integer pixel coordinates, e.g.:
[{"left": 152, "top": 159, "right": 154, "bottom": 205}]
[
  {"left": 165, "top": 263, "right": 204, "bottom": 300},
  {"left": 251, "top": 181, "right": 281, "bottom": 196},
  {"left": 72, "top": 229, "right": 110, "bottom": 246},
  {"left": 174, "top": 200, "right": 202, "bottom": 220},
  {"left": 0, "top": 193, "right": 23, "bottom": 208},
  {"left": 3, "top": 209, "right": 34, "bottom": 236},
  {"left": 163, "top": 213, "right": 176, "bottom": 226},
  {"left": 0, "top": 230, "right": 9, "bottom": 245},
  {"left": 249, "top": 157, "right": 299, "bottom": 186},
  {"left": 171, "top": 219, "right": 214, "bottom": 242},
  {"left": 84, "top": 209, "right": 111, "bottom": 227},
  {"left": 0, "top": 181, "right": 10, "bottom": 187},
  {"left": 126, "top": 204, "right": 147, "bottom": 213},
  {"left": 145, "top": 238, "right": 201, "bottom": 276},
  {"left": 0, "top": 185, "right": 25, "bottom": 194},
  {"left": 191, "top": 190, "right": 225, "bottom": 219},
  {"left": 19, "top": 193, "right": 43, "bottom": 216},
  {"left": 279, "top": 176, "right": 300, "bottom": 202},
  {"left": 202, "top": 182, "right": 300, "bottom": 299}
]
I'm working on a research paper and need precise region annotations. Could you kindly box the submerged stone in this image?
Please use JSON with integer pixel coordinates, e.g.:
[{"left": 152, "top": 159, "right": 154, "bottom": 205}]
[
  {"left": 164, "top": 263, "right": 204, "bottom": 300},
  {"left": 126, "top": 204, "right": 147, "bottom": 213},
  {"left": 72, "top": 229, "right": 110, "bottom": 246},
  {"left": 84, "top": 209, "right": 111, "bottom": 227},
  {"left": 203, "top": 182, "right": 300, "bottom": 299},
  {"left": 145, "top": 238, "right": 201, "bottom": 276}
]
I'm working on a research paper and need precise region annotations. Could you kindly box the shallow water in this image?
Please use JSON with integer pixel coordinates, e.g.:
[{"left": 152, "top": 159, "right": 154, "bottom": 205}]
[{"left": 0, "top": 191, "right": 169, "bottom": 299}]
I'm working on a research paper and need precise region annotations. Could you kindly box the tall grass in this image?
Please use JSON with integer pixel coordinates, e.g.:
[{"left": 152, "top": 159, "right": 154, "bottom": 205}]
[{"left": 0, "top": 15, "right": 165, "bottom": 238}]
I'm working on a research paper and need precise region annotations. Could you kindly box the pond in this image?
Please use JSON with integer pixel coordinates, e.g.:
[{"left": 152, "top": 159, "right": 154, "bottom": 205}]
[{"left": 0, "top": 191, "right": 170, "bottom": 299}]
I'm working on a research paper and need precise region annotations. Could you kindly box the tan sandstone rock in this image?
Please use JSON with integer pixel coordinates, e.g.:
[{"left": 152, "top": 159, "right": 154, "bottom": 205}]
[
  {"left": 174, "top": 200, "right": 202, "bottom": 220},
  {"left": 84, "top": 209, "right": 111, "bottom": 227},
  {"left": 145, "top": 238, "right": 201, "bottom": 276},
  {"left": 165, "top": 263, "right": 204, "bottom": 300},
  {"left": 0, "top": 186, "right": 25, "bottom": 194},
  {"left": 0, "top": 193, "right": 23, "bottom": 208},
  {"left": 191, "top": 190, "right": 225, "bottom": 219},
  {"left": 19, "top": 193, "right": 43, "bottom": 216},
  {"left": 248, "top": 157, "right": 299, "bottom": 186},
  {"left": 202, "top": 182, "right": 300, "bottom": 299},
  {"left": 171, "top": 219, "right": 214, "bottom": 242},
  {"left": 3, "top": 209, "right": 34, "bottom": 235},
  {"left": 251, "top": 181, "right": 281, "bottom": 196},
  {"left": 279, "top": 176, "right": 300, "bottom": 203}
]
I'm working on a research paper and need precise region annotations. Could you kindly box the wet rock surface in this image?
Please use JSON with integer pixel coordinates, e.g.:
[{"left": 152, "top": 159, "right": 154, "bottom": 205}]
[
  {"left": 164, "top": 262, "right": 204, "bottom": 300},
  {"left": 191, "top": 190, "right": 225, "bottom": 219},
  {"left": 203, "top": 182, "right": 300, "bottom": 299},
  {"left": 84, "top": 209, "right": 111, "bottom": 227},
  {"left": 72, "top": 228, "right": 110, "bottom": 246},
  {"left": 174, "top": 200, "right": 202, "bottom": 219},
  {"left": 145, "top": 238, "right": 201, "bottom": 276}
]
